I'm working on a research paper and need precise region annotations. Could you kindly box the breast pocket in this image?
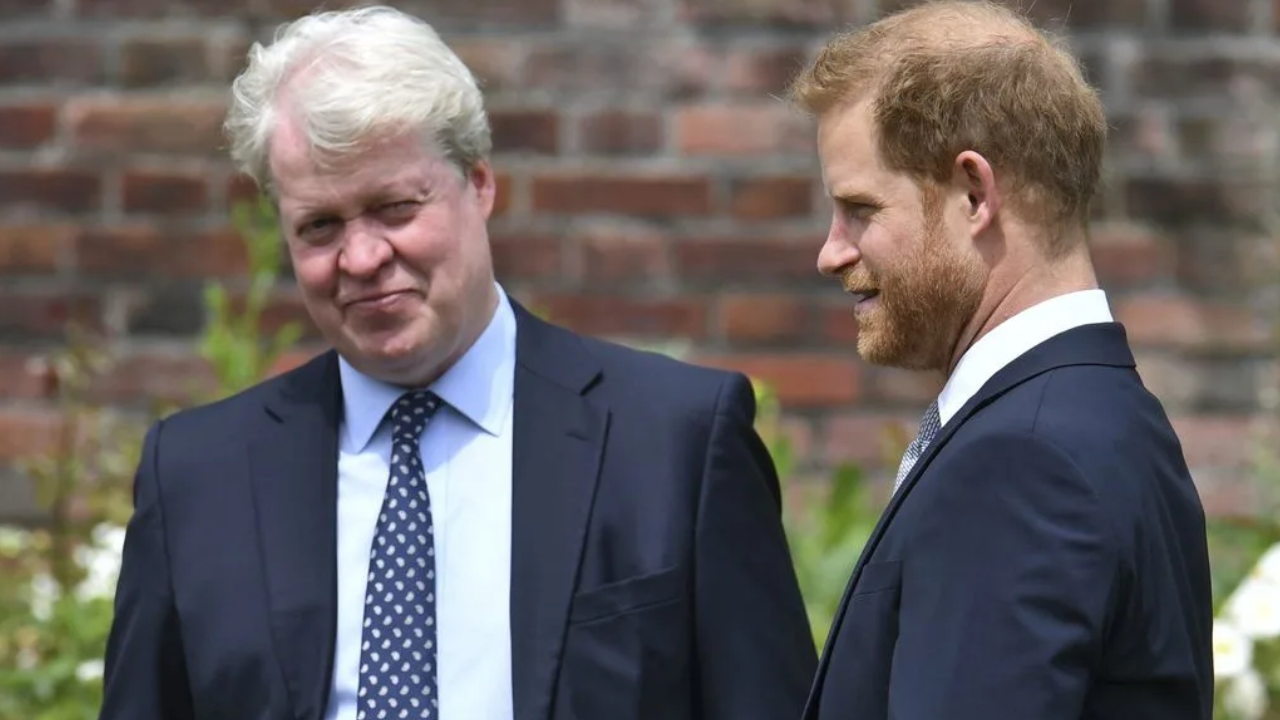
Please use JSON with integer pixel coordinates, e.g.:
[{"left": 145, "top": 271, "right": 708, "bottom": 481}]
[
  {"left": 559, "top": 566, "right": 690, "bottom": 720},
  {"left": 569, "top": 566, "right": 685, "bottom": 624}
]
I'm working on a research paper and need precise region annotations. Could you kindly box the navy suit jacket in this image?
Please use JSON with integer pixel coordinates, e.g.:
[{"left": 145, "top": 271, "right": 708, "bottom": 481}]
[
  {"left": 99, "top": 300, "right": 817, "bottom": 720},
  {"left": 805, "top": 323, "right": 1213, "bottom": 720}
]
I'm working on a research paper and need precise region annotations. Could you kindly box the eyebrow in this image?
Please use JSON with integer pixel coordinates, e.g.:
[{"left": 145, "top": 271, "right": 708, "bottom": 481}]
[{"left": 829, "top": 187, "right": 886, "bottom": 206}]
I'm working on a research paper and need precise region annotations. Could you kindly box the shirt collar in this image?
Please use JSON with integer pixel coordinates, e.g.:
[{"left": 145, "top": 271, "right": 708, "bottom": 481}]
[
  {"left": 339, "top": 282, "right": 517, "bottom": 452},
  {"left": 936, "top": 288, "right": 1114, "bottom": 426}
]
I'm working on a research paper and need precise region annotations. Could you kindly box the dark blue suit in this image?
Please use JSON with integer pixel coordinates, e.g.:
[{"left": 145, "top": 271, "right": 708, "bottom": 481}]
[
  {"left": 99, "top": 299, "right": 817, "bottom": 720},
  {"left": 805, "top": 323, "right": 1213, "bottom": 720}
]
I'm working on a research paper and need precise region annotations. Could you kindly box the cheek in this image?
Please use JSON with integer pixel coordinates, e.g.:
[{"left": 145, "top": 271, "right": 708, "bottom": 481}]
[{"left": 288, "top": 246, "right": 338, "bottom": 295}]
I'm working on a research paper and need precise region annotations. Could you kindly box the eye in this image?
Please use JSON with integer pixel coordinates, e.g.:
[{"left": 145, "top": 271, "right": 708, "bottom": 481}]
[
  {"left": 297, "top": 216, "right": 338, "bottom": 240},
  {"left": 378, "top": 200, "right": 420, "bottom": 223},
  {"left": 838, "top": 199, "right": 876, "bottom": 220}
]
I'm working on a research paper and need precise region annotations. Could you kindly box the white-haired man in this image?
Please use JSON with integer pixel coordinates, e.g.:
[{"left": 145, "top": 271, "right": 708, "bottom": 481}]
[{"left": 98, "top": 6, "right": 817, "bottom": 720}]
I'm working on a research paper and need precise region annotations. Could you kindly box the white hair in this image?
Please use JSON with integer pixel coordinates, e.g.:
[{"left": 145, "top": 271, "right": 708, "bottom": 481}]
[{"left": 224, "top": 5, "right": 491, "bottom": 191}]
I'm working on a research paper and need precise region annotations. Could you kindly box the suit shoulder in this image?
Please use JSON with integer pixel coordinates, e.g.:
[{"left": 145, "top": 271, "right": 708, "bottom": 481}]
[{"left": 156, "top": 351, "right": 332, "bottom": 440}]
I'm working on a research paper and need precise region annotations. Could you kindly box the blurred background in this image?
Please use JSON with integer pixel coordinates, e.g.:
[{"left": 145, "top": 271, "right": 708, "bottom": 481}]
[{"left": 0, "top": 0, "right": 1278, "bottom": 717}]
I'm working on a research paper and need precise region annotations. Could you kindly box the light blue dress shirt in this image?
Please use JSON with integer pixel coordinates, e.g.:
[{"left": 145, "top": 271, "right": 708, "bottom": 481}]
[{"left": 325, "top": 284, "right": 517, "bottom": 720}]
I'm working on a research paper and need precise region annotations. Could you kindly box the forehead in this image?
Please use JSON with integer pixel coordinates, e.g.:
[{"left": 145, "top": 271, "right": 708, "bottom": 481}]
[
  {"left": 816, "top": 99, "right": 886, "bottom": 197},
  {"left": 269, "top": 113, "right": 448, "bottom": 211}
]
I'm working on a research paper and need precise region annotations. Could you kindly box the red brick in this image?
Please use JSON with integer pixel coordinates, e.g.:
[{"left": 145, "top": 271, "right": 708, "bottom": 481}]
[
  {"left": 119, "top": 36, "right": 210, "bottom": 88},
  {"left": 677, "top": 102, "right": 811, "bottom": 156},
  {"left": 819, "top": 301, "right": 859, "bottom": 344},
  {"left": 1089, "top": 224, "right": 1173, "bottom": 287},
  {"left": 1014, "top": 0, "right": 1148, "bottom": 28},
  {"left": 0, "top": 0, "right": 50, "bottom": 18},
  {"left": 0, "top": 224, "right": 74, "bottom": 272},
  {"left": 692, "top": 353, "right": 861, "bottom": 408},
  {"left": 675, "top": 235, "right": 820, "bottom": 284},
  {"left": 579, "top": 226, "right": 671, "bottom": 285},
  {"left": 1114, "top": 293, "right": 1271, "bottom": 352},
  {"left": 67, "top": 96, "right": 228, "bottom": 157},
  {"left": 274, "top": 0, "right": 560, "bottom": 26},
  {"left": 860, "top": 365, "right": 943, "bottom": 406},
  {"left": 226, "top": 173, "right": 262, "bottom": 209},
  {"left": 523, "top": 43, "right": 653, "bottom": 94},
  {"left": 1169, "top": 415, "right": 1260, "bottom": 473},
  {"left": 531, "top": 294, "right": 707, "bottom": 339},
  {"left": 489, "top": 109, "right": 559, "bottom": 155},
  {"left": 730, "top": 176, "right": 813, "bottom": 220},
  {"left": 823, "top": 411, "right": 919, "bottom": 469},
  {"left": 564, "top": 0, "right": 665, "bottom": 26},
  {"left": 0, "top": 169, "right": 101, "bottom": 215},
  {"left": 76, "top": 224, "right": 248, "bottom": 278},
  {"left": 492, "top": 173, "right": 514, "bottom": 218},
  {"left": 724, "top": 44, "right": 810, "bottom": 95},
  {"left": 490, "top": 232, "right": 563, "bottom": 282},
  {"left": 0, "top": 103, "right": 58, "bottom": 148},
  {"left": 451, "top": 38, "right": 523, "bottom": 92},
  {"left": 88, "top": 348, "right": 217, "bottom": 405},
  {"left": 1170, "top": 0, "right": 1251, "bottom": 31},
  {"left": 679, "top": 0, "right": 833, "bottom": 25},
  {"left": 79, "top": 0, "right": 252, "bottom": 16},
  {"left": 0, "top": 39, "right": 104, "bottom": 84},
  {"left": 577, "top": 110, "right": 664, "bottom": 155},
  {"left": 0, "top": 289, "right": 102, "bottom": 339},
  {"left": 122, "top": 170, "right": 209, "bottom": 215},
  {"left": 719, "top": 294, "right": 811, "bottom": 343},
  {"left": 532, "top": 174, "right": 713, "bottom": 216},
  {"left": 225, "top": 289, "right": 320, "bottom": 342},
  {"left": 0, "top": 407, "right": 61, "bottom": 462},
  {"left": 0, "top": 351, "right": 52, "bottom": 400}
]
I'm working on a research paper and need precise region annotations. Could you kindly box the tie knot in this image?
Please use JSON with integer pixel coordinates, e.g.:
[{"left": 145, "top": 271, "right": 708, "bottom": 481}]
[{"left": 389, "top": 390, "right": 442, "bottom": 443}]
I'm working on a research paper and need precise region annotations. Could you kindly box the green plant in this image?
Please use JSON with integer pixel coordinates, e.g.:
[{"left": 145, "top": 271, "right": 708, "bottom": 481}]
[
  {"left": 752, "top": 381, "right": 881, "bottom": 649},
  {"left": 0, "top": 331, "right": 143, "bottom": 720},
  {"left": 201, "top": 194, "right": 304, "bottom": 398},
  {"left": 0, "top": 197, "right": 302, "bottom": 720}
]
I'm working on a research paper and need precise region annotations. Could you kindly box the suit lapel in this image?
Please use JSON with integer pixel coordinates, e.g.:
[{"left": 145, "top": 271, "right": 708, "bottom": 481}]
[
  {"left": 507, "top": 302, "right": 608, "bottom": 720},
  {"left": 805, "top": 322, "right": 1136, "bottom": 714},
  {"left": 248, "top": 351, "right": 343, "bottom": 720}
]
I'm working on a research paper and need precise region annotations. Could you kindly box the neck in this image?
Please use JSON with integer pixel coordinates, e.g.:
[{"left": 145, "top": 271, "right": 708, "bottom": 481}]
[{"left": 945, "top": 242, "right": 1097, "bottom": 376}]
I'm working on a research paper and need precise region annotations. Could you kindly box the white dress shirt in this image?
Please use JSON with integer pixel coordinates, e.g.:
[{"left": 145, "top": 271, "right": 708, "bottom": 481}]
[
  {"left": 325, "top": 284, "right": 517, "bottom": 720},
  {"left": 936, "top": 289, "right": 1115, "bottom": 426}
]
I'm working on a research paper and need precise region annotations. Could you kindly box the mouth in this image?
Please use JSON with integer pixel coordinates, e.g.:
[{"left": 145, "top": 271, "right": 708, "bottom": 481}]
[
  {"left": 344, "top": 290, "right": 413, "bottom": 309},
  {"left": 847, "top": 289, "right": 880, "bottom": 305}
]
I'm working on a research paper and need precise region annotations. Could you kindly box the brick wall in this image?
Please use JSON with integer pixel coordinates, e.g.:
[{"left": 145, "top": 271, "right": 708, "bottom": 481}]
[{"left": 1, "top": 0, "right": 1277, "bottom": 520}]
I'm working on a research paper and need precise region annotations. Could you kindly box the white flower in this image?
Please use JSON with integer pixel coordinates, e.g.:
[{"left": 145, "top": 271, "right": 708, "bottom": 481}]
[
  {"left": 75, "top": 523, "right": 126, "bottom": 602},
  {"left": 1223, "top": 668, "right": 1269, "bottom": 720},
  {"left": 0, "top": 525, "right": 30, "bottom": 554},
  {"left": 1213, "top": 619, "right": 1254, "bottom": 679},
  {"left": 75, "top": 659, "right": 105, "bottom": 684},
  {"left": 1252, "top": 543, "right": 1280, "bottom": 586},
  {"left": 29, "top": 571, "right": 60, "bottom": 622},
  {"left": 1224, "top": 575, "right": 1280, "bottom": 641}
]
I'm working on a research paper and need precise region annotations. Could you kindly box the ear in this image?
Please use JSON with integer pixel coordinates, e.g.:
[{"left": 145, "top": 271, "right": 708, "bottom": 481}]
[
  {"left": 952, "top": 150, "right": 999, "bottom": 236},
  {"left": 468, "top": 158, "right": 497, "bottom": 220}
]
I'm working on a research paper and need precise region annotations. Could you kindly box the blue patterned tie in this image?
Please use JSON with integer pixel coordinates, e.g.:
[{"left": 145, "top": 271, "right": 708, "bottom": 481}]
[
  {"left": 357, "top": 390, "right": 443, "bottom": 720},
  {"left": 894, "top": 400, "right": 940, "bottom": 493}
]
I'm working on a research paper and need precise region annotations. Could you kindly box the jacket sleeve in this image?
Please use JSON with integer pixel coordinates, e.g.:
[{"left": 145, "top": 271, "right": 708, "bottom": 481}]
[
  {"left": 99, "top": 419, "right": 194, "bottom": 720},
  {"left": 889, "top": 431, "right": 1118, "bottom": 720},
  {"left": 693, "top": 372, "right": 818, "bottom": 720}
]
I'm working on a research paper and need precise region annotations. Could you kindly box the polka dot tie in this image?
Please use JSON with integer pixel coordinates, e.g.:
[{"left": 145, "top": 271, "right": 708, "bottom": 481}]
[
  {"left": 894, "top": 400, "right": 940, "bottom": 493},
  {"left": 356, "top": 390, "right": 443, "bottom": 720}
]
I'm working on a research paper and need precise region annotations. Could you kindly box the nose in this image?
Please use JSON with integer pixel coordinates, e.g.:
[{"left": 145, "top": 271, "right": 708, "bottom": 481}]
[
  {"left": 338, "top": 219, "right": 394, "bottom": 278},
  {"left": 817, "top": 214, "right": 859, "bottom": 277}
]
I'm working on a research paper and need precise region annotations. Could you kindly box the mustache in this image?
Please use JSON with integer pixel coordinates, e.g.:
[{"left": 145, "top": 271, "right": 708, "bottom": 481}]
[{"left": 840, "top": 270, "right": 878, "bottom": 294}]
